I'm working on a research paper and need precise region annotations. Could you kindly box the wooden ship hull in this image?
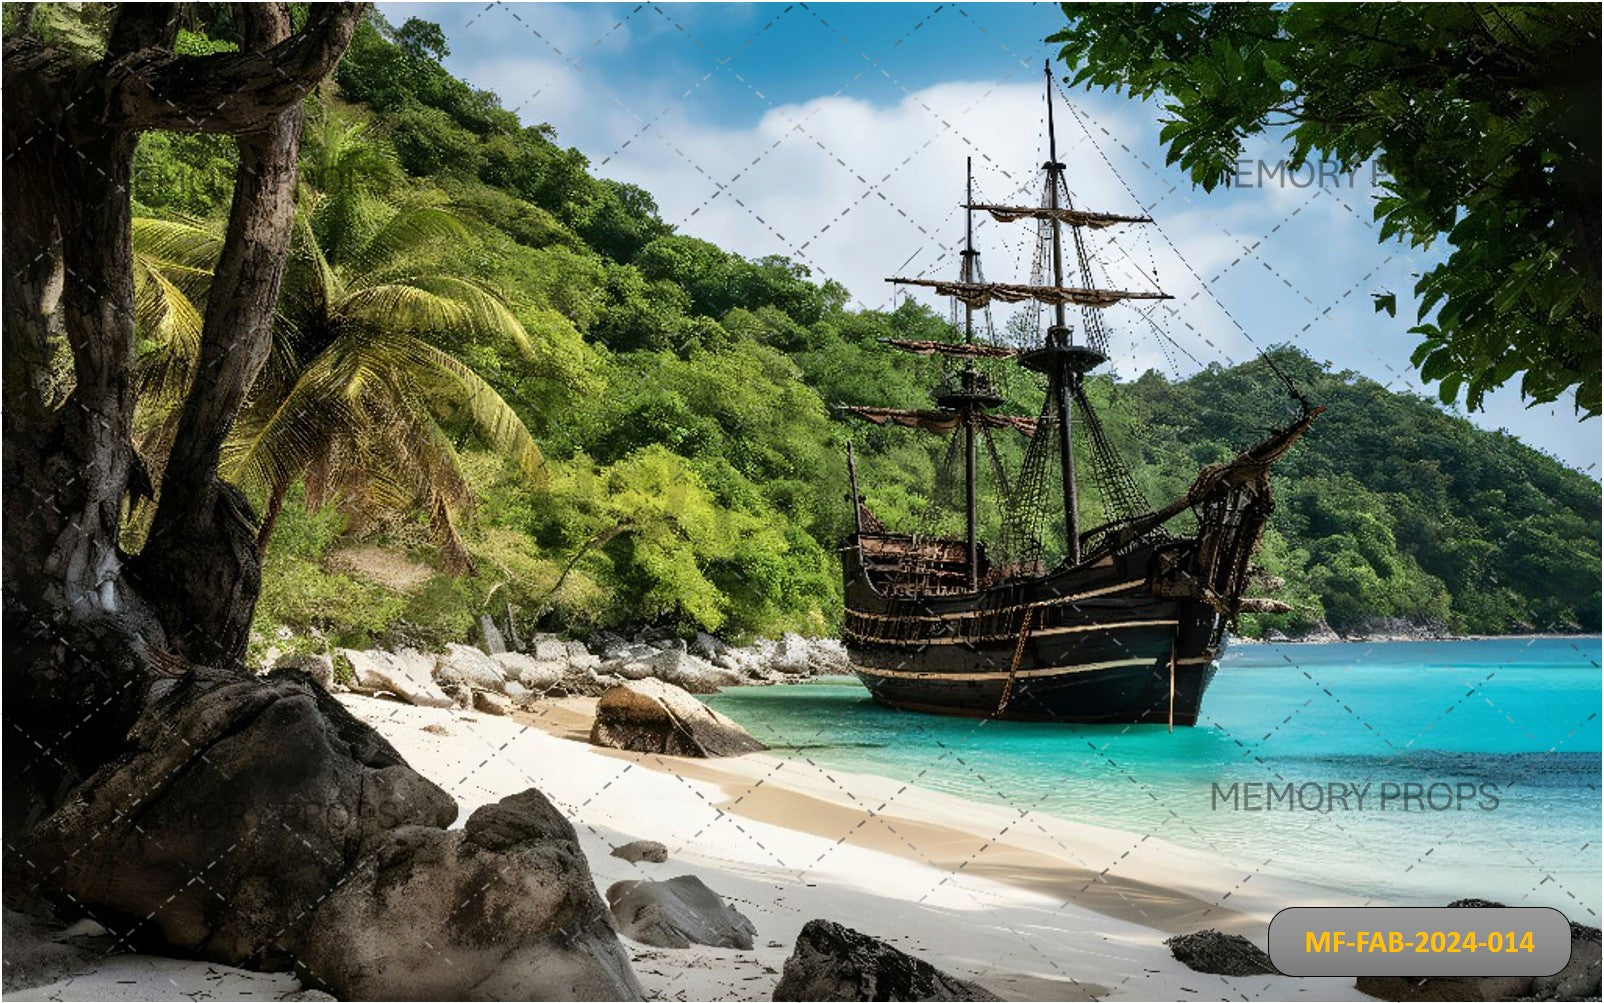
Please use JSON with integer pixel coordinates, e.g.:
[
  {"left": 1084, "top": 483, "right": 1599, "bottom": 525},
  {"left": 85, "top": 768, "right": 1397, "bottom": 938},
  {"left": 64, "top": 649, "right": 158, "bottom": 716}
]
[{"left": 843, "top": 538, "right": 1222, "bottom": 724}]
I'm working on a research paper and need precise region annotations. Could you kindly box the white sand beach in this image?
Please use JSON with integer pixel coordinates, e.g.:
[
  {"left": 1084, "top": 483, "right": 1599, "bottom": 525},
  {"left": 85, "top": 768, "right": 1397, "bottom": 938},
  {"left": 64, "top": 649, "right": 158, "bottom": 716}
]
[{"left": 7, "top": 692, "right": 1379, "bottom": 1002}]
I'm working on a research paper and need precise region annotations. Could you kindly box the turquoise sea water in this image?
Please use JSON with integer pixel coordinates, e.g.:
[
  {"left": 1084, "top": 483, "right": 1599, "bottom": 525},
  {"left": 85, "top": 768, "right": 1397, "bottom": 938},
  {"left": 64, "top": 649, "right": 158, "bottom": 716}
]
[{"left": 707, "top": 638, "right": 1603, "bottom": 919}]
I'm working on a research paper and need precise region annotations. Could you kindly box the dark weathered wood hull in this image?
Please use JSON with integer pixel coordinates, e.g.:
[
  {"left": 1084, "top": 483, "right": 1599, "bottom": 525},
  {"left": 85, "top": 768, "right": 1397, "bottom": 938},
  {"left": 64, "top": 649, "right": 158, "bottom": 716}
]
[{"left": 842, "top": 539, "right": 1227, "bottom": 724}]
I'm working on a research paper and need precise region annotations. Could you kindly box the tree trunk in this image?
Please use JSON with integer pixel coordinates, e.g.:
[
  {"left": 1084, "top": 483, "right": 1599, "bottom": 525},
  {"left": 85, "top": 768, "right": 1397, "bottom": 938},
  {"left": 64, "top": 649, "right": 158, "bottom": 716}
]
[
  {"left": 1, "top": 2, "right": 366, "bottom": 835},
  {"left": 130, "top": 4, "right": 306, "bottom": 667}
]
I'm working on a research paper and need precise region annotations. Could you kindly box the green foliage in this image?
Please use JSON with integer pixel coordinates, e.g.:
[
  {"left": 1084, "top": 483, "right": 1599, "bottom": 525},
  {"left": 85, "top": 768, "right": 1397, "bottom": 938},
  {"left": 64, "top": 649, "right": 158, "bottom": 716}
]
[
  {"left": 129, "top": 9, "right": 1599, "bottom": 651},
  {"left": 1050, "top": 3, "right": 1601, "bottom": 416}
]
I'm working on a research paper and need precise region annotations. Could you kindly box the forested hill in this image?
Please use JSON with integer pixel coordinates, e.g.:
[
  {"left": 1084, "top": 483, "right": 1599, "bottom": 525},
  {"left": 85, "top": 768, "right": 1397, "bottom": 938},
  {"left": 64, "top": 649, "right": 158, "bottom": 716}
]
[{"left": 128, "top": 11, "right": 1600, "bottom": 653}]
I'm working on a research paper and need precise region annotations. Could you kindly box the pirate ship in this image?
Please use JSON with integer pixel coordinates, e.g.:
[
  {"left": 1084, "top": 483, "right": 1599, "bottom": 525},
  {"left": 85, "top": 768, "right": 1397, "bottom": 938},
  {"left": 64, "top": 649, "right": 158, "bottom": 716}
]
[{"left": 841, "top": 65, "right": 1320, "bottom": 726}]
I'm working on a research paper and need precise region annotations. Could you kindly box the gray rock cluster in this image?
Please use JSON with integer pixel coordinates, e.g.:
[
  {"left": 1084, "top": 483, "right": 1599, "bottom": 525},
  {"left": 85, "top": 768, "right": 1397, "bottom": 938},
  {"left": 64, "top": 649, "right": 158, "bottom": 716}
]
[
  {"left": 21, "top": 668, "right": 643, "bottom": 1001},
  {"left": 772, "top": 919, "right": 999, "bottom": 1001},
  {"left": 273, "top": 627, "right": 852, "bottom": 711}
]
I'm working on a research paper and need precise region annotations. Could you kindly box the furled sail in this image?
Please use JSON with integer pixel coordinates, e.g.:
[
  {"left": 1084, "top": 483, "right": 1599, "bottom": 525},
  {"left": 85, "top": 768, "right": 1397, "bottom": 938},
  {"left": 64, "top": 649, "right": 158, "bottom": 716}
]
[
  {"left": 878, "top": 338, "right": 1018, "bottom": 359},
  {"left": 962, "top": 203, "right": 1153, "bottom": 228},
  {"left": 886, "top": 277, "right": 1171, "bottom": 309},
  {"left": 845, "top": 406, "right": 1037, "bottom": 437}
]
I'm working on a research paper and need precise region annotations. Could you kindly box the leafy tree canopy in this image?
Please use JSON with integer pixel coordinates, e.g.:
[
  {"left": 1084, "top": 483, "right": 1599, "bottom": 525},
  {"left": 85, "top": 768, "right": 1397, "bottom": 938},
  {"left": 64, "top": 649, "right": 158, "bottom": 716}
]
[{"left": 1050, "top": 3, "right": 1601, "bottom": 416}]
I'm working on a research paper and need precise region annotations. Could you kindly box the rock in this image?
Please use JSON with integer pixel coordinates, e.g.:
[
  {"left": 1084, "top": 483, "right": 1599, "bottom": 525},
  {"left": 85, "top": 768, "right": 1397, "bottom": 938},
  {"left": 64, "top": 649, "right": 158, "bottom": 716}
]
[
  {"left": 302, "top": 789, "right": 642, "bottom": 1000},
  {"left": 644, "top": 648, "right": 742, "bottom": 694},
  {"left": 772, "top": 919, "right": 998, "bottom": 1001},
  {"left": 1355, "top": 974, "right": 1534, "bottom": 1001},
  {"left": 473, "top": 689, "right": 513, "bottom": 716},
  {"left": 503, "top": 680, "right": 533, "bottom": 705},
  {"left": 437, "top": 643, "right": 506, "bottom": 691},
  {"left": 29, "top": 668, "right": 458, "bottom": 972},
  {"left": 494, "top": 652, "right": 566, "bottom": 691},
  {"left": 565, "top": 639, "right": 592, "bottom": 661},
  {"left": 440, "top": 680, "right": 474, "bottom": 710},
  {"left": 590, "top": 678, "right": 766, "bottom": 758},
  {"left": 479, "top": 614, "right": 508, "bottom": 654},
  {"left": 771, "top": 633, "right": 815, "bottom": 674},
  {"left": 611, "top": 839, "right": 670, "bottom": 864},
  {"left": 690, "top": 631, "right": 729, "bottom": 660},
  {"left": 606, "top": 875, "right": 756, "bottom": 950},
  {"left": 1165, "top": 930, "right": 1276, "bottom": 976},
  {"left": 2, "top": 908, "right": 102, "bottom": 993},
  {"left": 635, "top": 626, "right": 675, "bottom": 644},
  {"left": 280, "top": 992, "right": 339, "bottom": 1002},
  {"left": 1531, "top": 923, "right": 1601, "bottom": 1000},
  {"left": 530, "top": 634, "right": 569, "bottom": 662},
  {"left": 340, "top": 648, "right": 454, "bottom": 708},
  {"left": 587, "top": 629, "right": 628, "bottom": 654},
  {"left": 273, "top": 652, "right": 335, "bottom": 691}
]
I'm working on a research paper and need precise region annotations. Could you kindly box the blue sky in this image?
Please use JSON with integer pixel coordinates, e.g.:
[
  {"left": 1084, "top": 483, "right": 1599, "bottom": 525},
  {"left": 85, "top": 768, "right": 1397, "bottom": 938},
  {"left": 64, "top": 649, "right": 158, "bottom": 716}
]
[{"left": 379, "top": 2, "right": 1600, "bottom": 476}]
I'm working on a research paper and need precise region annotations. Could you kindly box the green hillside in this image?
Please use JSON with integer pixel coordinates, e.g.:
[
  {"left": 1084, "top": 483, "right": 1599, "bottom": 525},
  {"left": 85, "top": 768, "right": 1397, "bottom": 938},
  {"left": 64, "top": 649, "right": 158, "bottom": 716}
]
[{"left": 129, "top": 11, "right": 1600, "bottom": 655}]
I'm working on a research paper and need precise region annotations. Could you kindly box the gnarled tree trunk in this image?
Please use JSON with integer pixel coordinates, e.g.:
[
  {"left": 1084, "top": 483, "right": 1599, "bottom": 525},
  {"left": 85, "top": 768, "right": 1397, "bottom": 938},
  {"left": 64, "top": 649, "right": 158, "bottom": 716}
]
[{"left": 1, "top": 2, "right": 365, "bottom": 835}]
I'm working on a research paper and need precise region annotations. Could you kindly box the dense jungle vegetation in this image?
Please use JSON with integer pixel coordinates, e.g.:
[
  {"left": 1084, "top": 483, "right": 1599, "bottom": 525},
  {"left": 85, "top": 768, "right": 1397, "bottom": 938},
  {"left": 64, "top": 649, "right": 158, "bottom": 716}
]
[{"left": 125, "top": 11, "right": 1600, "bottom": 655}]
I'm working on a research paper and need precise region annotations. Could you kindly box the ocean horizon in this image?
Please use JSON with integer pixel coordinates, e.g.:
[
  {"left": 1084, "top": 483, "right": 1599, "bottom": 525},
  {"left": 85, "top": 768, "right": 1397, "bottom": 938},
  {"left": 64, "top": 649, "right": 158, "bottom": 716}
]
[{"left": 708, "top": 637, "right": 1602, "bottom": 920}]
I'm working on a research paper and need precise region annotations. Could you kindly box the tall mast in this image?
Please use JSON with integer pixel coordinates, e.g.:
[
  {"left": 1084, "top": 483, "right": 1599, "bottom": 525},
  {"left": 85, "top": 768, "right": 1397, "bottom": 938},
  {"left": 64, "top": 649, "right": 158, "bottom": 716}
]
[
  {"left": 1043, "top": 61, "right": 1081, "bottom": 564},
  {"left": 962, "top": 157, "right": 979, "bottom": 590}
]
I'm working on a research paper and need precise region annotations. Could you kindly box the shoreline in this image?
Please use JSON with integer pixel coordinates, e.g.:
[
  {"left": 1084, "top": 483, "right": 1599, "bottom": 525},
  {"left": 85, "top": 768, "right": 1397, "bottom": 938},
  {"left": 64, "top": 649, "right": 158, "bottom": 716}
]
[
  {"left": 349, "top": 694, "right": 1370, "bottom": 1001},
  {"left": 1231, "top": 631, "right": 1602, "bottom": 645}
]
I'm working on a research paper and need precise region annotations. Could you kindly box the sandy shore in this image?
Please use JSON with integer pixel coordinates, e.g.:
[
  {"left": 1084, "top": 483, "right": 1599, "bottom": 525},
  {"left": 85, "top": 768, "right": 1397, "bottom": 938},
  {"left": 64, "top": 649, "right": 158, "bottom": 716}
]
[
  {"left": 355, "top": 694, "right": 1368, "bottom": 1001},
  {"left": 8, "top": 692, "right": 1376, "bottom": 1001}
]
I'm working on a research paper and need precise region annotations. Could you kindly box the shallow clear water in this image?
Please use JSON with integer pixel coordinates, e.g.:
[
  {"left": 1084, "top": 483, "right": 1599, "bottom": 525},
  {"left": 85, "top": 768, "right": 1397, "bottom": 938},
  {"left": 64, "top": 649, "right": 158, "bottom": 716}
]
[{"left": 707, "top": 638, "right": 1602, "bottom": 918}]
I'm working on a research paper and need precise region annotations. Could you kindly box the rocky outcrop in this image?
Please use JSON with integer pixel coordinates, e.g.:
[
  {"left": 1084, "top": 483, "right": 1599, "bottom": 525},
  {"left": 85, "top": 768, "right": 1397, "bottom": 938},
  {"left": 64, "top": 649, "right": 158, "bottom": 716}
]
[
  {"left": 611, "top": 839, "right": 669, "bottom": 864},
  {"left": 435, "top": 643, "right": 506, "bottom": 692},
  {"left": 1164, "top": 930, "right": 1277, "bottom": 976},
  {"left": 29, "top": 668, "right": 458, "bottom": 971},
  {"left": 606, "top": 875, "right": 756, "bottom": 950},
  {"left": 302, "top": 790, "right": 642, "bottom": 1000},
  {"left": 25, "top": 670, "right": 642, "bottom": 1000},
  {"left": 772, "top": 919, "right": 999, "bottom": 1001},
  {"left": 590, "top": 678, "right": 766, "bottom": 757},
  {"left": 341, "top": 647, "right": 453, "bottom": 707}
]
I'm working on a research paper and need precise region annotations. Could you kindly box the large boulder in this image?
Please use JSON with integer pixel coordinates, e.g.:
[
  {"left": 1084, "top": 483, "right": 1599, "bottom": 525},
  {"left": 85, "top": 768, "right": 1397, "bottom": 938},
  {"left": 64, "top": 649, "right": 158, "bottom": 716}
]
[
  {"left": 772, "top": 919, "right": 999, "bottom": 1001},
  {"left": 494, "top": 652, "right": 566, "bottom": 692},
  {"left": 436, "top": 643, "right": 506, "bottom": 692},
  {"left": 1532, "top": 922, "right": 1602, "bottom": 1000},
  {"left": 341, "top": 648, "right": 453, "bottom": 708},
  {"left": 1164, "top": 930, "right": 1276, "bottom": 976},
  {"left": 302, "top": 789, "right": 642, "bottom": 1000},
  {"left": 28, "top": 668, "right": 458, "bottom": 971},
  {"left": 606, "top": 874, "right": 756, "bottom": 950},
  {"left": 590, "top": 678, "right": 766, "bottom": 757}
]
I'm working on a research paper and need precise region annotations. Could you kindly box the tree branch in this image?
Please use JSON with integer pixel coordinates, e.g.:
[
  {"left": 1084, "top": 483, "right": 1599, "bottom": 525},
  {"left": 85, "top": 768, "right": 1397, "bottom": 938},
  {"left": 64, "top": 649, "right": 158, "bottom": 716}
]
[{"left": 103, "top": 2, "right": 365, "bottom": 136}]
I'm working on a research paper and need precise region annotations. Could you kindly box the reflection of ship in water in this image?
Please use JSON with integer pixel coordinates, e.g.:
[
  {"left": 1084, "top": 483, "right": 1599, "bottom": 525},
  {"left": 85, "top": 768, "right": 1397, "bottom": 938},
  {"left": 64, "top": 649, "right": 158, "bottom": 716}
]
[{"left": 840, "top": 64, "right": 1320, "bottom": 726}]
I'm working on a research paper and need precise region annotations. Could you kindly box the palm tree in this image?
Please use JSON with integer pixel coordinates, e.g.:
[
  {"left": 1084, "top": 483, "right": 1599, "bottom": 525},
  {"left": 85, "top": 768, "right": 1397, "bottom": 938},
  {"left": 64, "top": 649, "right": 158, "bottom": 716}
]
[{"left": 132, "top": 117, "right": 542, "bottom": 573}]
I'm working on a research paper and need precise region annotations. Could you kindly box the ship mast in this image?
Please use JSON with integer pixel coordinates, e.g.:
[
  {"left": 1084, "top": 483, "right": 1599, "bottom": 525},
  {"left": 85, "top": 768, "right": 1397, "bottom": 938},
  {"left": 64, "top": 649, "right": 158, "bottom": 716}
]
[
  {"left": 1042, "top": 61, "right": 1081, "bottom": 565},
  {"left": 962, "top": 157, "right": 979, "bottom": 590}
]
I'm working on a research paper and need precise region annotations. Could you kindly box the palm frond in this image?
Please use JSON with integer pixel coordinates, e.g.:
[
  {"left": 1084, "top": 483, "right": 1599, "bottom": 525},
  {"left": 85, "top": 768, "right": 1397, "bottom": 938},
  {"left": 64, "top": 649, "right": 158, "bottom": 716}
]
[
  {"left": 386, "top": 333, "right": 546, "bottom": 484},
  {"left": 132, "top": 258, "right": 204, "bottom": 401},
  {"left": 345, "top": 203, "right": 472, "bottom": 285}
]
